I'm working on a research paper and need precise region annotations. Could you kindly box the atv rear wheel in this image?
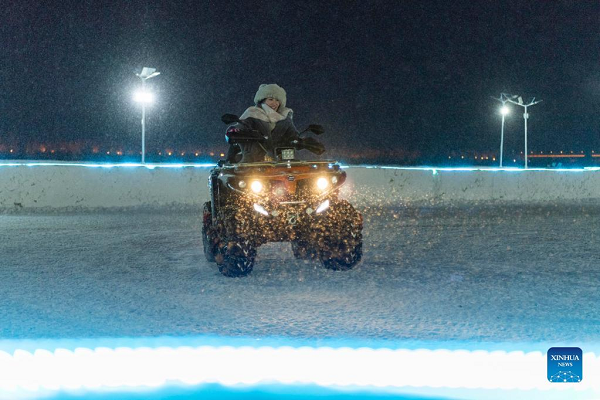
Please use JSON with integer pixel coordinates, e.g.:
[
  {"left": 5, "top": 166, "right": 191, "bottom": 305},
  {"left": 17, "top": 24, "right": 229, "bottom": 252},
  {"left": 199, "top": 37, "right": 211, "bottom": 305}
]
[
  {"left": 202, "top": 201, "right": 218, "bottom": 262},
  {"left": 218, "top": 239, "right": 256, "bottom": 277},
  {"left": 318, "top": 200, "right": 363, "bottom": 271}
]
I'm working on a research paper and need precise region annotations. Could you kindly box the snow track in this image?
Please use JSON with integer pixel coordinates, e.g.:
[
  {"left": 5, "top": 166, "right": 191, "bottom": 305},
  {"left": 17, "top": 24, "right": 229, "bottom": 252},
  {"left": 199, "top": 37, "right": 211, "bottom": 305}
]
[{"left": 2, "top": 204, "right": 599, "bottom": 344}]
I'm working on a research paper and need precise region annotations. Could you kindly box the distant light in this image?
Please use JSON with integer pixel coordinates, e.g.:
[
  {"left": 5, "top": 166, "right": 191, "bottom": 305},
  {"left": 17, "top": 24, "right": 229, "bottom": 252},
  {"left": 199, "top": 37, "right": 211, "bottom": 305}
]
[
  {"left": 134, "top": 91, "right": 155, "bottom": 104},
  {"left": 220, "top": 153, "right": 225, "bottom": 157},
  {"left": 500, "top": 105, "right": 510, "bottom": 116}
]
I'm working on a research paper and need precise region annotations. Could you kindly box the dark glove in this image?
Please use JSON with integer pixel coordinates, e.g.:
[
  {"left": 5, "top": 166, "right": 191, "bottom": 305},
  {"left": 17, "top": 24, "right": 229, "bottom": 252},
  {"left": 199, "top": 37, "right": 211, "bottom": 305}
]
[
  {"left": 225, "top": 126, "right": 264, "bottom": 143},
  {"left": 298, "top": 137, "right": 325, "bottom": 155}
]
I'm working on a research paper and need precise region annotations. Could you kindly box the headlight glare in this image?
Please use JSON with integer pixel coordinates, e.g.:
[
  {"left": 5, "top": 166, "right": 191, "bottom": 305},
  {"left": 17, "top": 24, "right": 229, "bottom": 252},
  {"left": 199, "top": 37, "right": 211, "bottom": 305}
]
[
  {"left": 251, "top": 180, "right": 263, "bottom": 193},
  {"left": 316, "top": 177, "right": 329, "bottom": 190}
]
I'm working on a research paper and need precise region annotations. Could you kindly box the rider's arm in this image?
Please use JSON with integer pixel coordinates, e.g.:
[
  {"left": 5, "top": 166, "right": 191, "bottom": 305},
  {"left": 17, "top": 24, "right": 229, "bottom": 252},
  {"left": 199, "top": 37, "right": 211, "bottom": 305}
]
[{"left": 226, "top": 120, "right": 264, "bottom": 143}]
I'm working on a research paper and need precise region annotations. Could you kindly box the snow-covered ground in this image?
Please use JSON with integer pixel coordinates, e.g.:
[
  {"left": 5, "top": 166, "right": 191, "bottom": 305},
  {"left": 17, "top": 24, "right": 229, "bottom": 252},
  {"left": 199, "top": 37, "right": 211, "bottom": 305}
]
[{"left": 2, "top": 204, "right": 599, "bottom": 344}]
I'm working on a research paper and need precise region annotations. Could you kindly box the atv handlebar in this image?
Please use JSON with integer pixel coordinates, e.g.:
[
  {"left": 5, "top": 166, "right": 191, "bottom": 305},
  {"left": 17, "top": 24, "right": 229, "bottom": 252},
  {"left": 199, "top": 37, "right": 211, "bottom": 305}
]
[
  {"left": 222, "top": 113, "right": 325, "bottom": 155},
  {"left": 225, "top": 127, "right": 266, "bottom": 144}
]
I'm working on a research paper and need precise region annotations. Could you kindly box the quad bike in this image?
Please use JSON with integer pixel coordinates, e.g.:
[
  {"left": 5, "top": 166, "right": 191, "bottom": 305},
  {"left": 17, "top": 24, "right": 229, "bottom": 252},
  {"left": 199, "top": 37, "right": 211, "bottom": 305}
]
[{"left": 202, "top": 114, "right": 363, "bottom": 277}]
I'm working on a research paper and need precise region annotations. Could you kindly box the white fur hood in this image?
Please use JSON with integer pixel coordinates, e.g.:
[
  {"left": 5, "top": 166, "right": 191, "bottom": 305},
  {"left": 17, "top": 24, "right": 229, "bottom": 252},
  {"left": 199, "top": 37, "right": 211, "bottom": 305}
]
[{"left": 240, "top": 105, "right": 293, "bottom": 123}]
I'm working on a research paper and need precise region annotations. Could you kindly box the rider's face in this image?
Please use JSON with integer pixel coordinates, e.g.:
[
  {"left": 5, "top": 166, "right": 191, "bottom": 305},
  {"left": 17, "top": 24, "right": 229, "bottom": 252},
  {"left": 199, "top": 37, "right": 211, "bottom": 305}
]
[{"left": 264, "top": 97, "right": 280, "bottom": 111}]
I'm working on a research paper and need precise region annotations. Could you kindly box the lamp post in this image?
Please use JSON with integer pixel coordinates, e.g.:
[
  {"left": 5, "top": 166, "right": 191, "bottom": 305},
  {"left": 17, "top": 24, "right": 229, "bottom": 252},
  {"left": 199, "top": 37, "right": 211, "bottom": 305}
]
[
  {"left": 506, "top": 95, "right": 542, "bottom": 169},
  {"left": 134, "top": 67, "right": 160, "bottom": 163},
  {"left": 492, "top": 93, "right": 513, "bottom": 168}
]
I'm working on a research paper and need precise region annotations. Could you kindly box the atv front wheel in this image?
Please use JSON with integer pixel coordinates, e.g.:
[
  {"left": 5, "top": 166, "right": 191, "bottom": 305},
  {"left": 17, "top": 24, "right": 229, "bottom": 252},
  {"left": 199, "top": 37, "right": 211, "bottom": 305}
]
[
  {"left": 202, "top": 201, "right": 218, "bottom": 262},
  {"left": 218, "top": 240, "right": 256, "bottom": 277},
  {"left": 318, "top": 200, "right": 363, "bottom": 271},
  {"left": 320, "top": 238, "right": 363, "bottom": 271}
]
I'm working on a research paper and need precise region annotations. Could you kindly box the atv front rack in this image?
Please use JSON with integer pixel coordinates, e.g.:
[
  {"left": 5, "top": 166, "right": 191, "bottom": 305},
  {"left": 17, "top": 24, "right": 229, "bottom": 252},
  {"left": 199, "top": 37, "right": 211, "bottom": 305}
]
[{"left": 221, "top": 159, "right": 341, "bottom": 171}]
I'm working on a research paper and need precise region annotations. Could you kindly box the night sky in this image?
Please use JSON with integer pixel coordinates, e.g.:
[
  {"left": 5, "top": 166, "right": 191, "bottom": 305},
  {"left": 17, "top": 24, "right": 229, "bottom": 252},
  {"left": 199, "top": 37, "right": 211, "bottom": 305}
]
[{"left": 1, "top": 0, "right": 599, "bottom": 158}]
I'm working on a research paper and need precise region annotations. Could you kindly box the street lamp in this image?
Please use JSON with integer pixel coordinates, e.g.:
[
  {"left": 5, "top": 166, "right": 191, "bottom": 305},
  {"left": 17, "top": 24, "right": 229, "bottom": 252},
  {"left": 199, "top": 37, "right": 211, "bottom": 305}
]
[
  {"left": 134, "top": 67, "right": 160, "bottom": 163},
  {"left": 506, "top": 95, "right": 542, "bottom": 169},
  {"left": 492, "top": 93, "right": 513, "bottom": 168}
]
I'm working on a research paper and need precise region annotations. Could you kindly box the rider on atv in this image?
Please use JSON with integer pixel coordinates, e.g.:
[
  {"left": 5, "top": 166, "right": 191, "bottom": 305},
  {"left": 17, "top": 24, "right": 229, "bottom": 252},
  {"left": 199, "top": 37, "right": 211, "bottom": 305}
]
[
  {"left": 225, "top": 83, "right": 324, "bottom": 163},
  {"left": 203, "top": 83, "right": 362, "bottom": 277}
]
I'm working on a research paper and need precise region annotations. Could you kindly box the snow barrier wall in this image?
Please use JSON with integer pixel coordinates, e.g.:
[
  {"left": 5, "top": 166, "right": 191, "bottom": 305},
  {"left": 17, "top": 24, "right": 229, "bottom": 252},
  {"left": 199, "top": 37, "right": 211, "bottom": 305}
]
[{"left": 2, "top": 162, "right": 600, "bottom": 211}]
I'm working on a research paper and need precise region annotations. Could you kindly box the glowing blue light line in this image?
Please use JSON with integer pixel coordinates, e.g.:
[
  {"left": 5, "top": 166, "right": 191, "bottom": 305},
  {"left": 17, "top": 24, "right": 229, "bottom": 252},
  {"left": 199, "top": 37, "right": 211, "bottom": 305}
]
[
  {"left": 0, "top": 342, "right": 598, "bottom": 399},
  {"left": 0, "top": 161, "right": 215, "bottom": 169},
  {"left": 0, "top": 161, "right": 596, "bottom": 173},
  {"left": 345, "top": 165, "right": 595, "bottom": 173}
]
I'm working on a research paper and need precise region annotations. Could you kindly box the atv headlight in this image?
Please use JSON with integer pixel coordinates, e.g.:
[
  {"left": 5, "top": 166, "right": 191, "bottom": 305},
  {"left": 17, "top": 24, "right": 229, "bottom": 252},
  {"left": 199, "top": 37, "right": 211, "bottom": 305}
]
[
  {"left": 316, "top": 199, "right": 330, "bottom": 214},
  {"left": 253, "top": 203, "right": 269, "bottom": 216},
  {"left": 251, "top": 180, "right": 264, "bottom": 193},
  {"left": 316, "top": 177, "right": 329, "bottom": 191},
  {"left": 238, "top": 180, "right": 247, "bottom": 189},
  {"left": 331, "top": 176, "right": 338, "bottom": 184}
]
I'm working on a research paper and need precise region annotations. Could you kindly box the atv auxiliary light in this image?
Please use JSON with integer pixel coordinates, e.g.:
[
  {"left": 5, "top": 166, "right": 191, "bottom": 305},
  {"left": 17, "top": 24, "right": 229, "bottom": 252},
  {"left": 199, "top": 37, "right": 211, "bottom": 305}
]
[
  {"left": 316, "top": 199, "right": 330, "bottom": 214},
  {"left": 251, "top": 180, "right": 263, "bottom": 193},
  {"left": 238, "top": 180, "right": 247, "bottom": 189},
  {"left": 316, "top": 177, "right": 329, "bottom": 190},
  {"left": 281, "top": 149, "right": 295, "bottom": 160},
  {"left": 253, "top": 203, "right": 269, "bottom": 216}
]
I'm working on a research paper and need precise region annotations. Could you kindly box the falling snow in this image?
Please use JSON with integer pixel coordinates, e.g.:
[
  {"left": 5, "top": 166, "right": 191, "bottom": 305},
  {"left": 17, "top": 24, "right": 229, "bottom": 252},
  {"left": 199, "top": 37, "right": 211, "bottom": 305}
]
[{"left": 1, "top": 204, "right": 599, "bottom": 343}]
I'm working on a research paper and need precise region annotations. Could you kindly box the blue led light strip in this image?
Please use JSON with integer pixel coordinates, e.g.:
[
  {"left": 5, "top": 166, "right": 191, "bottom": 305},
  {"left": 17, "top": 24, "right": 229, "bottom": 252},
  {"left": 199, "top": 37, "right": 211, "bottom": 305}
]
[
  {"left": 0, "top": 161, "right": 596, "bottom": 172},
  {"left": 346, "top": 165, "right": 594, "bottom": 172},
  {"left": 0, "top": 161, "right": 215, "bottom": 169},
  {"left": 0, "top": 344, "right": 599, "bottom": 398}
]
